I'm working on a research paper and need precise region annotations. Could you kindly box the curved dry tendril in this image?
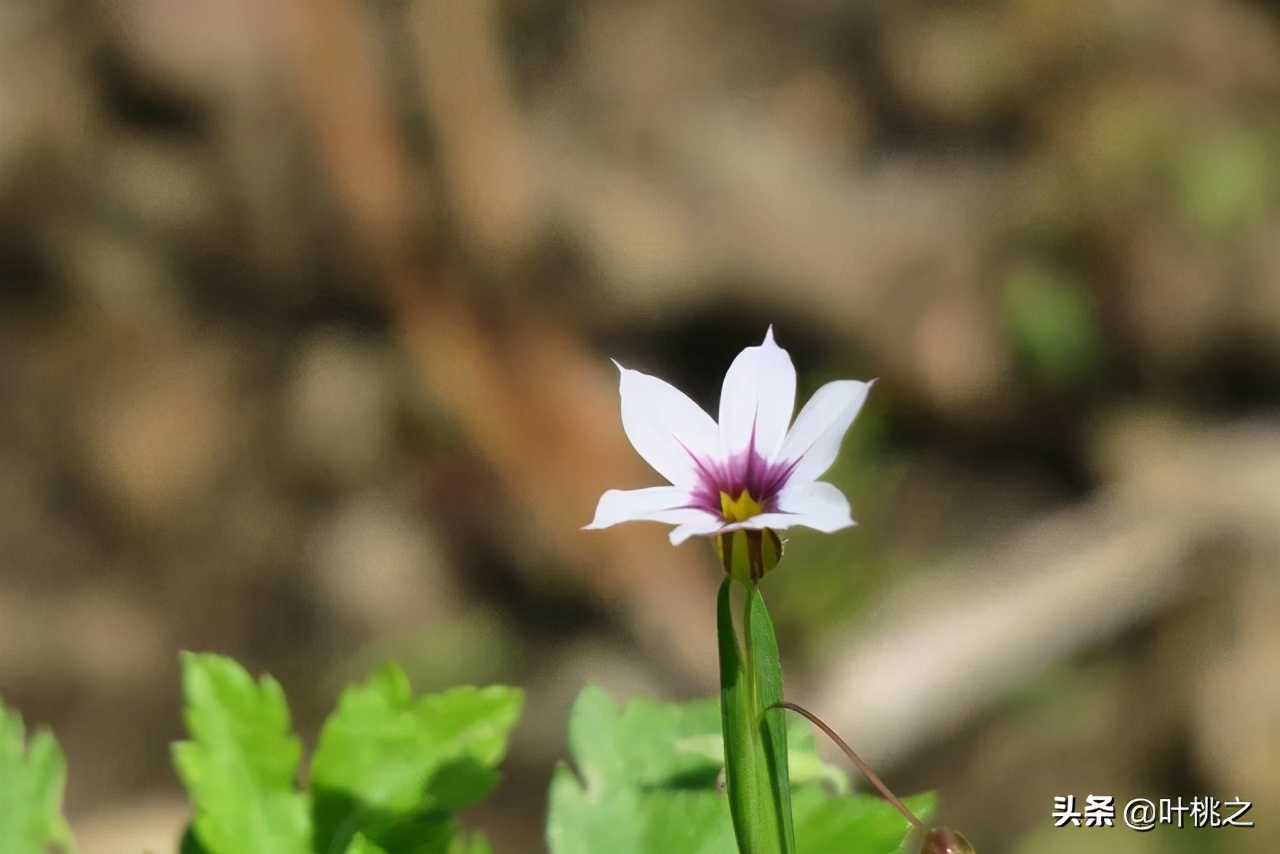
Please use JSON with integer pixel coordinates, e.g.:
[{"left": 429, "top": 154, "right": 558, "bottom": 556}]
[{"left": 768, "top": 700, "right": 925, "bottom": 830}]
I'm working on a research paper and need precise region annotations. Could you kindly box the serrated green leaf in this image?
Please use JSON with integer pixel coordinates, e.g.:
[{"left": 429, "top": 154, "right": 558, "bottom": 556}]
[
  {"left": 0, "top": 699, "right": 76, "bottom": 854},
  {"left": 310, "top": 664, "right": 522, "bottom": 854},
  {"left": 547, "top": 685, "right": 735, "bottom": 854},
  {"left": 171, "top": 652, "right": 311, "bottom": 854},
  {"left": 548, "top": 686, "right": 927, "bottom": 854}
]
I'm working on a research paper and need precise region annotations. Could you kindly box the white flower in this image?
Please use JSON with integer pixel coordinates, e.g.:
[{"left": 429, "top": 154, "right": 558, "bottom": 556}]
[{"left": 586, "top": 327, "right": 872, "bottom": 546}]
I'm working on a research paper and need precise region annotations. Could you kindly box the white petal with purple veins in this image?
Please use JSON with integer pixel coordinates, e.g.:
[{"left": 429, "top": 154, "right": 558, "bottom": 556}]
[
  {"left": 723, "top": 481, "right": 853, "bottom": 533},
  {"left": 618, "top": 364, "right": 719, "bottom": 488},
  {"left": 717, "top": 327, "right": 796, "bottom": 462},
  {"left": 587, "top": 327, "right": 872, "bottom": 549}
]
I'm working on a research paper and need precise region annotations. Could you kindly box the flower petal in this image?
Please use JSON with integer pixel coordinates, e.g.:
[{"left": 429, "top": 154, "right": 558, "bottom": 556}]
[
  {"left": 776, "top": 480, "right": 855, "bottom": 531},
  {"left": 732, "top": 481, "right": 854, "bottom": 533},
  {"left": 618, "top": 363, "right": 718, "bottom": 487},
  {"left": 585, "top": 486, "right": 703, "bottom": 530},
  {"left": 669, "top": 515, "right": 727, "bottom": 545},
  {"left": 778, "top": 379, "right": 872, "bottom": 485},
  {"left": 718, "top": 327, "right": 796, "bottom": 462}
]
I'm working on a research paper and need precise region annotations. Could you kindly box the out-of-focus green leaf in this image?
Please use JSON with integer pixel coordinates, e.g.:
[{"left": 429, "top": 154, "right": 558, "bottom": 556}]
[
  {"left": 792, "top": 787, "right": 932, "bottom": 854},
  {"left": 1168, "top": 127, "right": 1274, "bottom": 243},
  {"left": 0, "top": 699, "right": 76, "bottom": 854},
  {"left": 1003, "top": 259, "right": 1104, "bottom": 384},
  {"left": 344, "top": 832, "right": 392, "bottom": 854},
  {"left": 448, "top": 830, "right": 495, "bottom": 854}
]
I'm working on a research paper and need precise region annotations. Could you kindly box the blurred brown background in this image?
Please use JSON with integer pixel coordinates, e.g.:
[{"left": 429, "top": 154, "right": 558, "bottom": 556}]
[{"left": 2, "top": 1, "right": 1279, "bottom": 852}]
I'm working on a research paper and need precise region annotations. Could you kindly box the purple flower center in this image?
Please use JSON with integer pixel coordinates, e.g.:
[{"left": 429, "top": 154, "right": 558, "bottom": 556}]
[{"left": 687, "top": 446, "right": 797, "bottom": 520}]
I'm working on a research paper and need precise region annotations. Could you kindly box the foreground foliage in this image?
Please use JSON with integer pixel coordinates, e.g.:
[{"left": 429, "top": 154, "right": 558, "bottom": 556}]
[{"left": 0, "top": 654, "right": 925, "bottom": 854}]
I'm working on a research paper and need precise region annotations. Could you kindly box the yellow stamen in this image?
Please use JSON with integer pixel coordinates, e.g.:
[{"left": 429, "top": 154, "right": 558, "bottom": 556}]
[{"left": 719, "top": 489, "right": 764, "bottom": 523}]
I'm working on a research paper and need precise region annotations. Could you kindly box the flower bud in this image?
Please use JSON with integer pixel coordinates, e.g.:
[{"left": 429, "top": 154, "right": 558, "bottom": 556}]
[{"left": 714, "top": 528, "right": 783, "bottom": 585}]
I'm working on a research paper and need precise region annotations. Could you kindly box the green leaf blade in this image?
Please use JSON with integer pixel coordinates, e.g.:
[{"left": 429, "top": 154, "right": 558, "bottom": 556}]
[
  {"left": 747, "top": 584, "right": 796, "bottom": 852},
  {"left": 718, "top": 579, "right": 794, "bottom": 854}
]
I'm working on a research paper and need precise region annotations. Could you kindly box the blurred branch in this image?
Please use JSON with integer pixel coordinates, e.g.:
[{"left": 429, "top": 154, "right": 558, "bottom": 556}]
[
  {"left": 0, "top": 2, "right": 88, "bottom": 196},
  {"left": 273, "top": 0, "right": 720, "bottom": 690},
  {"left": 809, "top": 416, "right": 1280, "bottom": 768},
  {"left": 407, "top": 0, "right": 542, "bottom": 270}
]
